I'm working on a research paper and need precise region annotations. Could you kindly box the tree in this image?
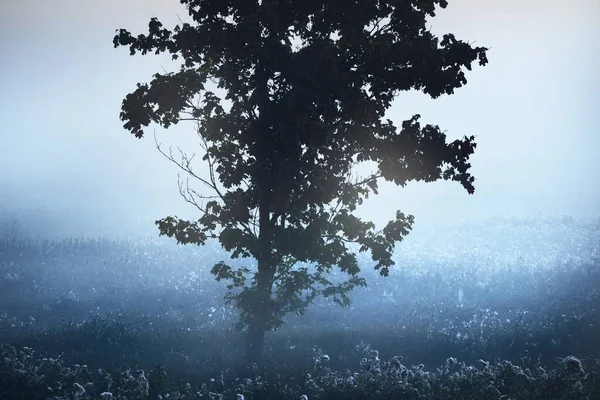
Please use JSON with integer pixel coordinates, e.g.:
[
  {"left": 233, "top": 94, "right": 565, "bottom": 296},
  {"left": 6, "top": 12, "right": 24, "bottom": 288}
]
[{"left": 113, "top": 0, "right": 488, "bottom": 365}]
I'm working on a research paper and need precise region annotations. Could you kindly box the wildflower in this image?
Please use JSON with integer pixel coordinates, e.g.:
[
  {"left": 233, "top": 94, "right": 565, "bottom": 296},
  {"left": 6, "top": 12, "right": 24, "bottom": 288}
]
[
  {"left": 564, "top": 356, "right": 584, "bottom": 374},
  {"left": 137, "top": 370, "right": 149, "bottom": 397},
  {"left": 73, "top": 383, "right": 85, "bottom": 397},
  {"left": 536, "top": 367, "right": 548, "bottom": 380},
  {"left": 84, "top": 382, "right": 95, "bottom": 396}
]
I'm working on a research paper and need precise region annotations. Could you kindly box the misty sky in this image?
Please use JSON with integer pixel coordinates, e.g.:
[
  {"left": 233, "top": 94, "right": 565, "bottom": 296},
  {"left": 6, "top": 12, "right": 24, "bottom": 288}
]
[{"left": 1, "top": 0, "right": 599, "bottom": 238}]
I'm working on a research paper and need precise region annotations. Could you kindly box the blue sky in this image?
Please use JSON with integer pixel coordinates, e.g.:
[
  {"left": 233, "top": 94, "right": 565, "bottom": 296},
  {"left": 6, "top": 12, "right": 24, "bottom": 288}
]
[{"left": 1, "top": 0, "right": 598, "bottom": 237}]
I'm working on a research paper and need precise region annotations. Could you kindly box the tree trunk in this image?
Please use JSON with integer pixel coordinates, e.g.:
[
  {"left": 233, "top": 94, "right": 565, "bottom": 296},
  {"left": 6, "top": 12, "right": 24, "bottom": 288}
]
[
  {"left": 245, "top": 16, "right": 276, "bottom": 366},
  {"left": 244, "top": 266, "right": 275, "bottom": 365},
  {"left": 243, "top": 185, "right": 276, "bottom": 364},
  {"left": 245, "top": 315, "right": 267, "bottom": 365}
]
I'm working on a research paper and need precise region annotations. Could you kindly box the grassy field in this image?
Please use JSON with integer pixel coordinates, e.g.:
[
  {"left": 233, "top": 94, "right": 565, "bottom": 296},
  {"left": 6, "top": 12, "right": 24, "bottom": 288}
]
[{"left": 0, "top": 217, "right": 598, "bottom": 399}]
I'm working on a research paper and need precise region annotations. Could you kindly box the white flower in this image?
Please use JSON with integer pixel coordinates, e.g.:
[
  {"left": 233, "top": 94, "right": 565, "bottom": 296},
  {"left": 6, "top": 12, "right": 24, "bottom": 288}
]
[
  {"left": 137, "top": 370, "right": 149, "bottom": 397},
  {"left": 100, "top": 393, "right": 114, "bottom": 400},
  {"left": 73, "top": 383, "right": 85, "bottom": 397},
  {"left": 564, "top": 356, "right": 584, "bottom": 373}
]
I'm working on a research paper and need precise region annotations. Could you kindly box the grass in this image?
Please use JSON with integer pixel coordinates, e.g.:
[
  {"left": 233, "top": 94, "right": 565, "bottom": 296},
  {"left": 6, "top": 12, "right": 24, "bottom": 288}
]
[{"left": 0, "top": 216, "right": 598, "bottom": 399}]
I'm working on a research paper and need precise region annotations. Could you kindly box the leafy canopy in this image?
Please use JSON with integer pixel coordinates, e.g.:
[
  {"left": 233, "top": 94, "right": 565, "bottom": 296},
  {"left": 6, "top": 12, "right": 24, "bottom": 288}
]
[{"left": 113, "top": 0, "right": 488, "bottom": 331}]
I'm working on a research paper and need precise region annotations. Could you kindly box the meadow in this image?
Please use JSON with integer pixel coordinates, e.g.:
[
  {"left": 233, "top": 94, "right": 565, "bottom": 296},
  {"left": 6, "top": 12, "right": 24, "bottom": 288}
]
[{"left": 0, "top": 216, "right": 598, "bottom": 399}]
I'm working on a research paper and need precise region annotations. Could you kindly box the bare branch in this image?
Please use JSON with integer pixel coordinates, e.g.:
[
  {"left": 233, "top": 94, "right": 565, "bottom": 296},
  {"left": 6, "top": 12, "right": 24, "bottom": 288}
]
[
  {"left": 177, "top": 174, "right": 209, "bottom": 213},
  {"left": 191, "top": 121, "right": 226, "bottom": 202},
  {"left": 351, "top": 173, "right": 383, "bottom": 188},
  {"left": 153, "top": 130, "right": 217, "bottom": 192},
  {"left": 157, "top": 128, "right": 260, "bottom": 240}
]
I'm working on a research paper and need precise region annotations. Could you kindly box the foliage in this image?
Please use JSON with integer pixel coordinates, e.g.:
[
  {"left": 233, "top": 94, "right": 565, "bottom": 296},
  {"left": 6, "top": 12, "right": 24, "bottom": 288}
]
[
  {"left": 1, "top": 341, "right": 598, "bottom": 399},
  {"left": 112, "top": 0, "right": 488, "bottom": 341}
]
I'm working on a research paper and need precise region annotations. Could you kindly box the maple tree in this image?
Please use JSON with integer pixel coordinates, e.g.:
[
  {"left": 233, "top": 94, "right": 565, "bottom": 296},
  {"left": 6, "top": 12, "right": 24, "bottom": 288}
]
[{"left": 113, "top": 0, "right": 488, "bottom": 364}]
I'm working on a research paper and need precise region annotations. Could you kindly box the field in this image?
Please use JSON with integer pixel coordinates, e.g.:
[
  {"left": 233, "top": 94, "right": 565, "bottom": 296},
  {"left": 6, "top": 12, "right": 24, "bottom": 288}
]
[{"left": 0, "top": 217, "right": 598, "bottom": 399}]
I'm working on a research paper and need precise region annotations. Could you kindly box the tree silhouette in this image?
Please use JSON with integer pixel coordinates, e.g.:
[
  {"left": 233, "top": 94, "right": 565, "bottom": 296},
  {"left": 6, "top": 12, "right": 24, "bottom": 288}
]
[{"left": 113, "top": 0, "right": 488, "bottom": 364}]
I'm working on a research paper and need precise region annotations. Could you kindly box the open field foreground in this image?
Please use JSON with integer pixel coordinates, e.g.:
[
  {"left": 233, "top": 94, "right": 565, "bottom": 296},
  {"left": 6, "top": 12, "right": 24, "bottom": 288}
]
[{"left": 1, "top": 217, "right": 599, "bottom": 399}]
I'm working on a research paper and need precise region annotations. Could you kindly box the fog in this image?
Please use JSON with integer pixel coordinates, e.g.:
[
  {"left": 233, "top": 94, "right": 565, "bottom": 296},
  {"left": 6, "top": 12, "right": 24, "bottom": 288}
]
[
  {"left": 1, "top": 0, "right": 598, "bottom": 240},
  {"left": 1, "top": 3, "right": 600, "bottom": 397}
]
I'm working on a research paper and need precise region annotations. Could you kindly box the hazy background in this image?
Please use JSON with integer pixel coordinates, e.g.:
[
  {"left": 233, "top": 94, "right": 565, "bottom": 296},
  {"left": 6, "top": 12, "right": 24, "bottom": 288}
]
[{"left": 1, "top": 0, "right": 598, "bottom": 239}]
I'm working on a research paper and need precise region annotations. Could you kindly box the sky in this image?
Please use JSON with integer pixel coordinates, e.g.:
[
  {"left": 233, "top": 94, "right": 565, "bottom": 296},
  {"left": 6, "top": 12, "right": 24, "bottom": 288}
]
[{"left": 1, "top": 0, "right": 599, "bottom": 239}]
